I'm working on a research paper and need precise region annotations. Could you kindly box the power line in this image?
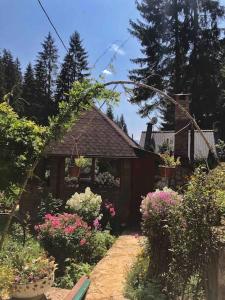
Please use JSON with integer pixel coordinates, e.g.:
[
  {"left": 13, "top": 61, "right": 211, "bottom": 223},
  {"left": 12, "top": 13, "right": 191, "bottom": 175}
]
[{"left": 37, "top": 0, "right": 68, "bottom": 52}]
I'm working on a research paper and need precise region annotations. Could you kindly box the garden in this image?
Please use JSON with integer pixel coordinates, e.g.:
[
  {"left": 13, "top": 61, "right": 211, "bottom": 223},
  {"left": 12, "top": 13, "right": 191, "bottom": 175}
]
[
  {"left": 0, "top": 80, "right": 119, "bottom": 299},
  {"left": 125, "top": 162, "right": 225, "bottom": 300}
]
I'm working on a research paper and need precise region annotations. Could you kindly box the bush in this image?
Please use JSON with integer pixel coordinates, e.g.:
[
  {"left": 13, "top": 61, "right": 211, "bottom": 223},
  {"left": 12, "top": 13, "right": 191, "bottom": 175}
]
[
  {"left": 88, "top": 230, "right": 116, "bottom": 263},
  {"left": 37, "top": 192, "right": 64, "bottom": 222},
  {"left": 125, "top": 253, "right": 166, "bottom": 300},
  {"left": 140, "top": 187, "right": 182, "bottom": 278},
  {"left": 55, "top": 261, "right": 92, "bottom": 289},
  {"left": 166, "top": 167, "right": 221, "bottom": 298},
  {"left": 36, "top": 212, "right": 116, "bottom": 266},
  {"left": 66, "top": 187, "right": 102, "bottom": 225},
  {"left": 36, "top": 213, "right": 92, "bottom": 268}
]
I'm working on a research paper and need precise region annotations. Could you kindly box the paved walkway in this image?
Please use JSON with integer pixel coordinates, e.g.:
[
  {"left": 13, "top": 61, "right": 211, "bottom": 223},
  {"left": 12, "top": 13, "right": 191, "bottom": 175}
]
[{"left": 85, "top": 234, "right": 143, "bottom": 300}]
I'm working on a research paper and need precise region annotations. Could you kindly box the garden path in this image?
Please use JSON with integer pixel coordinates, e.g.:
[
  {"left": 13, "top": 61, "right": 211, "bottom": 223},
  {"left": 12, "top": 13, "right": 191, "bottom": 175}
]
[{"left": 85, "top": 234, "right": 143, "bottom": 300}]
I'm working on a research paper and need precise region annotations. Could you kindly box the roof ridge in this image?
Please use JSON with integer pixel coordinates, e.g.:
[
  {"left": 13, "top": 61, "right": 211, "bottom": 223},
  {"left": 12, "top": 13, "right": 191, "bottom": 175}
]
[{"left": 93, "top": 106, "right": 141, "bottom": 150}]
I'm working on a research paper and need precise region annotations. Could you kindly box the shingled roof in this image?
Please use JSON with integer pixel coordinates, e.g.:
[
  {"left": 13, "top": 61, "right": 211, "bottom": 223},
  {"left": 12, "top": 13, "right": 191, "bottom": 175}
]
[{"left": 46, "top": 107, "right": 155, "bottom": 159}]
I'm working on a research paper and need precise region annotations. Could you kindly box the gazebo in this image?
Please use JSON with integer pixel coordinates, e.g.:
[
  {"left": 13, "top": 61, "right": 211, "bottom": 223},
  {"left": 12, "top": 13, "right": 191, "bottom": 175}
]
[{"left": 45, "top": 107, "right": 159, "bottom": 223}]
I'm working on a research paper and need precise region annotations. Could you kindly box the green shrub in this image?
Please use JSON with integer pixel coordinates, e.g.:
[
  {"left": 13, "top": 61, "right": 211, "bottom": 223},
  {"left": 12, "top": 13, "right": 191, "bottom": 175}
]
[
  {"left": 55, "top": 260, "right": 92, "bottom": 289},
  {"left": 88, "top": 230, "right": 116, "bottom": 263},
  {"left": 166, "top": 167, "right": 220, "bottom": 298},
  {"left": 37, "top": 192, "right": 64, "bottom": 222},
  {"left": 125, "top": 253, "right": 166, "bottom": 300}
]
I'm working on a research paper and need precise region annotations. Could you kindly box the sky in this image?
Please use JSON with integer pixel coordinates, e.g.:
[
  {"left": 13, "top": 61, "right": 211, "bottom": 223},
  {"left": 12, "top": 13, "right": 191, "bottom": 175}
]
[{"left": 0, "top": 0, "right": 151, "bottom": 141}]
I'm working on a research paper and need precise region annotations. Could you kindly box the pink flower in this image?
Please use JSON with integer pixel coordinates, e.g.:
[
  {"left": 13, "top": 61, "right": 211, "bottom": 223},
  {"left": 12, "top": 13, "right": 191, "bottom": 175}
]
[
  {"left": 80, "top": 239, "right": 86, "bottom": 246},
  {"left": 93, "top": 218, "right": 101, "bottom": 229},
  {"left": 51, "top": 219, "right": 61, "bottom": 228},
  {"left": 64, "top": 226, "right": 76, "bottom": 234},
  {"left": 109, "top": 207, "right": 116, "bottom": 217}
]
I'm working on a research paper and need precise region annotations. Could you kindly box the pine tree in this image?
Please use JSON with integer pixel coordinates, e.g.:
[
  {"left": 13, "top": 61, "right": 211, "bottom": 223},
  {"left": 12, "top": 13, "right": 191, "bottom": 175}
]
[
  {"left": 129, "top": 0, "right": 225, "bottom": 130},
  {"left": 106, "top": 105, "right": 114, "bottom": 121},
  {"left": 56, "top": 31, "right": 89, "bottom": 102},
  {"left": 116, "top": 114, "right": 128, "bottom": 135},
  {"left": 34, "top": 33, "right": 58, "bottom": 124},
  {"left": 0, "top": 50, "right": 22, "bottom": 113},
  {"left": 21, "top": 63, "right": 36, "bottom": 119}
]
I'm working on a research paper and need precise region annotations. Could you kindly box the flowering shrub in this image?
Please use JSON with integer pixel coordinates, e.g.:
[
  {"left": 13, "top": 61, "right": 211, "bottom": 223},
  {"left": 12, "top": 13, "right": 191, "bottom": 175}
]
[
  {"left": 66, "top": 187, "right": 102, "bottom": 224},
  {"left": 35, "top": 213, "right": 92, "bottom": 267},
  {"left": 140, "top": 187, "right": 182, "bottom": 279},
  {"left": 141, "top": 187, "right": 182, "bottom": 221}
]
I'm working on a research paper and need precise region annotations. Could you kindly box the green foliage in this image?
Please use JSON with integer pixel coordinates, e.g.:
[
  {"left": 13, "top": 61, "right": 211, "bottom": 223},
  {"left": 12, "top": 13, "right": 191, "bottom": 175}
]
[
  {"left": 129, "top": 0, "right": 225, "bottom": 130},
  {"left": 56, "top": 31, "right": 89, "bottom": 103},
  {"left": 125, "top": 253, "right": 167, "bottom": 300},
  {"left": 216, "top": 139, "right": 225, "bottom": 161},
  {"left": 37, "top": 192, "right": 64, "bottom": 222},
  {"left": 75, "top": 156, "right": 91, "bottom": 168},
  {"left": 0, "top": 265, "right": 14, "bottom": 299},
  {"left": 34, "top": 32, "right": 58, "bottom": 125},
  {"left": 0, "top": 237, "right": 55, "bottom": 285},
  {"left": 0, "top": 101, "right": 47, "bottom": 190},
  {"left": 166, "top": 167, "right": 221, "bottom": 298},
  {"left": 159, "top": 152, "right": 181, "bottom": 167},
  {"left": 0, "top": 49, "right": 22, "bottom": 114},
  {"left": 56, "top": 261, "right": 92, "bottom": 289},
  {"left": 88, "top": 230, "right": 116, "bottom": 263}
]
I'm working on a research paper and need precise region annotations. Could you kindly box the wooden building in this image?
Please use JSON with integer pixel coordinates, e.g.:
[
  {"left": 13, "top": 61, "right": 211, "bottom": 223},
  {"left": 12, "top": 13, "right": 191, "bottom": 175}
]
[{"left": 45, "top": 107, "right": 159, "bottom": 223}]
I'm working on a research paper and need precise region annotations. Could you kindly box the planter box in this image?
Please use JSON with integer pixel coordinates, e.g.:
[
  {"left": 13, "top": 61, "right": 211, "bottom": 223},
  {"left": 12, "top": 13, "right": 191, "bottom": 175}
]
[
  {"left": 12, "top": 271, "right": 54, "bottom": 299},
  {"left": 159, "top": 166, "right": 175, "bottom": 178}
]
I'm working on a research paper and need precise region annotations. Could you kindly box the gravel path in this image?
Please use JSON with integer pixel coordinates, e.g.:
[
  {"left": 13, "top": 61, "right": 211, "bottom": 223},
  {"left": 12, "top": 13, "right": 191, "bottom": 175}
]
[{"left": 85, "top": 234, "right": 142, "bottom": 300}]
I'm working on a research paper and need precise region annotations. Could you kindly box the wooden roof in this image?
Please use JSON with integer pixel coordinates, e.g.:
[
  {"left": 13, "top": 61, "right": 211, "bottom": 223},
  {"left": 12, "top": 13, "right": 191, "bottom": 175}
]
[{"left": 46, "top": 107, "right": 156, "bottom": 159}]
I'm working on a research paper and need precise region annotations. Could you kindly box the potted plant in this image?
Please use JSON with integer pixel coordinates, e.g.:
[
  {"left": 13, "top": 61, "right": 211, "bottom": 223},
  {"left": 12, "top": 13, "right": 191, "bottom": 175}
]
[
  {"left": 159, "top": 152, "right": 181, "bottom": 178},
  {"left": 68, "top": 156, "right": 91, "bottom": 178},
  {"left": 12, "top": 255, "right": 56, "bottom": 299},
  {"left": 0, "top": 239, "right": 56, "bottom": 300}
]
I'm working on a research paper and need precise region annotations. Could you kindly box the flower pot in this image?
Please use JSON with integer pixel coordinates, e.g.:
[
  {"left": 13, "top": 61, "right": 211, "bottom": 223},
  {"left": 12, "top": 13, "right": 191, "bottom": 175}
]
[
  {"left": 159, "top": 166, "right": 175, "bottom": 178},
  {"left": 12, "top": 270, "right": 54, "bottom": 299},
  {"left": 68, "top": 165, "right": 80, "bottom": 178}
]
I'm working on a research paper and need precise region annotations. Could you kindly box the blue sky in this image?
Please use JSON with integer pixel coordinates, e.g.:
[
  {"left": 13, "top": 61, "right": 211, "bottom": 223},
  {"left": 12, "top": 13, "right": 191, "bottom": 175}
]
[{"left": 0, "top": 0, "right": 151, "bottom": 140}]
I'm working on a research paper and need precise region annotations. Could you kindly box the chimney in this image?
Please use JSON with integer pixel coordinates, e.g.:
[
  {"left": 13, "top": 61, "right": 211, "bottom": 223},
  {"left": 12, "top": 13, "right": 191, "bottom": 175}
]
[
  {"left": 174, "top": 94, "right": 191, "bottom": 162},
  {"left": 144, "top": 122, "right": 153, "bottom": 151}
]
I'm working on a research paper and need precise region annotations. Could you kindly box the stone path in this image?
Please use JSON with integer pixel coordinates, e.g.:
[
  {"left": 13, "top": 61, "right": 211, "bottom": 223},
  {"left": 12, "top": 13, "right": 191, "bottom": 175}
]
[
  {"left": 45, "top": 287, "right": 69, "bottom": 300},
  {"left": 85, "top": 234, "right": 143, "bottom": 300}
]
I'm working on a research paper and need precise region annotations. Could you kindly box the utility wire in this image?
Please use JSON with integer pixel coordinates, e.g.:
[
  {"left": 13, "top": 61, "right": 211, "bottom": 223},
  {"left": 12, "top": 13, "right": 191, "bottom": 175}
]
[{"left": 37, "top": 0, "right": 68, "bottom": 52}]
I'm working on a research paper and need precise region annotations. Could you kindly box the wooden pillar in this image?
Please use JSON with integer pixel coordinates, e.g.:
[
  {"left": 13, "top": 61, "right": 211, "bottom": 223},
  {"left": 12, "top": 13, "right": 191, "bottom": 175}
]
[
  {"left": 119, "top": 159, "right": 132, "bottom": 224},
  {"left": 49, "top": 157, "right": 65, "bottom": 199},
  {"left": 91, "top": 158, "right": 96, "bottom": 184}
]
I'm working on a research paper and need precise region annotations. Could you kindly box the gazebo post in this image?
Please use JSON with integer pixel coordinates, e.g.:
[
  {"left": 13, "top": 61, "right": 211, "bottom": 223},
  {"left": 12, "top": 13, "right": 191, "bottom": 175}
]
[
  {"left": 91, "top": 158, "right": 96, "bottom": 184},
  {"left": 49, "top": 157, "right": 65, "bottom": 199}
]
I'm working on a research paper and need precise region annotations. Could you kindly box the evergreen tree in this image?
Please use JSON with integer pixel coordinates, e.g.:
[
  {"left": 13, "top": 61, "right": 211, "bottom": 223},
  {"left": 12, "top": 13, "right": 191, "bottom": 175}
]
[
  {"left": 34, "top": 33, "right": 58, "bottom": 124},
  {"left": 0, "top": 50, "right": 22, "bottom": 113},
  {"left": 106, "top": 105, "right": 114, "bottom": 121},
  {"left": 56, "top": 31, "right": 89, "bottom": 102},
  {"left": 129, "top": 0, "right": 225, "bottom": 130},
  {"left": 21, "top": 63, "right": 36, "bottom": 119},
  {"left": 116, "top": 114, "right": 128, "bottom": 135}
]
